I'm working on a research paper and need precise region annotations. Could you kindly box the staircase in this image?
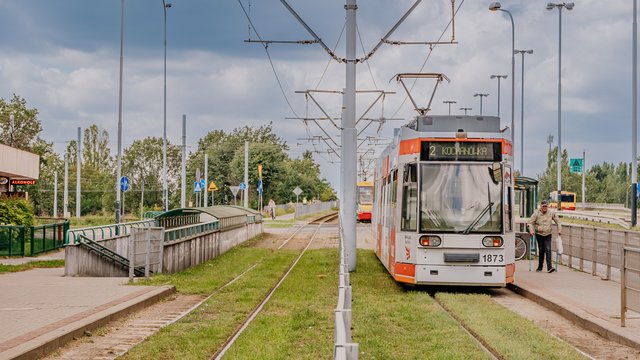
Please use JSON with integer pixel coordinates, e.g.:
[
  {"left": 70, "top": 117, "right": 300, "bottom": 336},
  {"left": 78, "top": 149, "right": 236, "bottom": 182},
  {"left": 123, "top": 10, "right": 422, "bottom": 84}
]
[{"left": 76, "top": 235, "right": 148, "bottom": 277}]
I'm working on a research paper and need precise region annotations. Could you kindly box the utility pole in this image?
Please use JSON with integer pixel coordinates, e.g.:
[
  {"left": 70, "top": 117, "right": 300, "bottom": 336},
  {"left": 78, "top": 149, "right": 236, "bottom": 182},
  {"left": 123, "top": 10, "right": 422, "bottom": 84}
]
[
  {"left": 140, "top": 179, "right": 144, "bottom": 219},
  {"left": 244, "top": 141, "right": 249, "bottom": 208},
  {"left": 115, "top": 0, "right": 124, "bottom": 225},
  {"left": 64, "top": 155, "right": 69, "bottom": 217},
  {"left": 181, "top": 114, "right": 186, "bottom": 208},
  {"left": 582, "top": 149, "right": 586, "bottom": 207},
  {"left": 633, "top": 0, "right": 638, "bottom": 226},
  {"left": 53, "top": 171, "right": 58, "bottom": 218},
  {"left": 443, "top": 100, "right": 456, "bottom": 115},
  {"left": 204, "top": 153, "right": 208, "bottom": 207},
  {"left": 343, "top": 0, "right": 358, "bottom": 272},
  {"left": 76, "top": 127, "right": 81, "bottom": 218}
]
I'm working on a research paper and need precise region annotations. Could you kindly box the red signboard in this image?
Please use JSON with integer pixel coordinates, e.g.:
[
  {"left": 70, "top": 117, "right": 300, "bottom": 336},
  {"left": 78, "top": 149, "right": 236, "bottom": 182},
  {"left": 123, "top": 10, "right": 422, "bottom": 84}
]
[{"left": 10, "top": 179, "right": 37, "bottom": 185}]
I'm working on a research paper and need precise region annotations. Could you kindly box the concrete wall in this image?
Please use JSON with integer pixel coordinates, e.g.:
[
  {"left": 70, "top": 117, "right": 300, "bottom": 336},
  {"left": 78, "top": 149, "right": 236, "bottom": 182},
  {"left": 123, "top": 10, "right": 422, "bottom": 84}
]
[
  {"left": 65, "top": 222, "right": 263, "bottom": 277},
  {"left": 0, "top": 143, "right": 40, "bottom": 179},
  {"left": 294, "top": 201, "right": 338, "bottom": 219}
]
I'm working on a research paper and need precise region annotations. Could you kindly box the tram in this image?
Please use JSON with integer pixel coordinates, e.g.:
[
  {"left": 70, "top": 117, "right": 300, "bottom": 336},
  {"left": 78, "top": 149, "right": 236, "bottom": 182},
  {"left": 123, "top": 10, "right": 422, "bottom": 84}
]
[
  {"left": 372, "top": 115, "right": 515, "bottom": 286},
  {"left": 548, "top": 191, "right": 576, "bottom": 210},
  {"left": 356, "top": 181, "right": 374, "bottom": 222}
]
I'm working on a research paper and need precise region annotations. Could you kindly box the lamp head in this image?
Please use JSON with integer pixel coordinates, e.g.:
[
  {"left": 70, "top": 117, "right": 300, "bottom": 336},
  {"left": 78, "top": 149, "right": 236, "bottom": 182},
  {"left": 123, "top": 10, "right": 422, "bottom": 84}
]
[
  {"left": 565, "top": 2, "right": 575, "bottom": 10},
  {"left": 526, "top": 49, "right": 534, "bottom": 54},
  {"left": 546, "top": 3, "right": 556, "bottom": 10},
  {"left": 165, "top": 2, "right": 172, "bottom": 8},
  {"left": 488, "top": 2, "right": 502, "bottom": 11}
]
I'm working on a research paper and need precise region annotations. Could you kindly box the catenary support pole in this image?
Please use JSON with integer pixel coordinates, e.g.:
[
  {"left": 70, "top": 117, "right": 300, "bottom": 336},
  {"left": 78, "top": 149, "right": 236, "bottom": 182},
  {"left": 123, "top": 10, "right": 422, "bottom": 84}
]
[
  {"left": 344, "top": 0, "right": 358, "bottom": 272},
  {"left": 181, "top": 114, "right": 186, "bottom": 208},
  {"left": 140, "top": 179, "right": 144, "bottom": 219},
  {"left": 244, "top": 141, "right": 249, "bottom": 208},
  {"left": 53, "top": 171, "right": 58, "bottom": 218},
  {"left": 204, "top": 154, "right": 208, "bottom": 207},
  {"left": 556, "top": 7, "right": 563, "bottom": 210},
  {"left": 582, "top": 150, "right": 586, "bottom": 206},
  {"left": 633, "top": 0, "right": 638, "bottom": 225},
  {"left": 64, "top": 155, "right": 69, "bottom": 217},
  {"left": 116, "top": 0, "right": 124, "bottom": 225},
  {"left": 76, "top": 127, "right": 81, "bottom": 218}
]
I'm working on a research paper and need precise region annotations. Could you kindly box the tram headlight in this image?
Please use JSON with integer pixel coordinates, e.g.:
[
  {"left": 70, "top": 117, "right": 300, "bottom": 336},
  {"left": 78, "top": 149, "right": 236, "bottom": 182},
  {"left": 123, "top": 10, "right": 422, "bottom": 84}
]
[
  {"left": 482, "top": 236, "right": 503, "bottom": 247},
  {"left": 419, "top": 235, "right": 441, "bottom": 247}
]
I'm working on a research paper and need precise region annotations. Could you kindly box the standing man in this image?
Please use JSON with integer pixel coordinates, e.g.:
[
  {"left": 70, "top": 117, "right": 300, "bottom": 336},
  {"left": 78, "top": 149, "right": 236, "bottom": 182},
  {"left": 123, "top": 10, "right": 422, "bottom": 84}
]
[
  {"left": 528, "top": 200, "right": 562, "bottom": 273},
  {"left": 268, "top": 198, "right": 276, "bottom": 220}
]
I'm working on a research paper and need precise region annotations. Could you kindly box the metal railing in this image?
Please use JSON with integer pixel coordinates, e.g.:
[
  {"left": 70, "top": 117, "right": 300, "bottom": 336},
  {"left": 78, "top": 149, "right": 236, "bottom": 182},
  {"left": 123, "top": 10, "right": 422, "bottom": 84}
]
[
  {"left": 552, "top": 224, "right": 640, "bottom": 280},
  {"left": 156, "top": 214, "right": 200, "bottom": 229},
  {"left": 66, "top": 219, "right": 154, "bottom": 245},
  {"left": 334, "top": 217, "right": 358, "bottom": 360},
  {"left": 0, "top": 220, "right": 69, "bottom": 256},
  {"left": 621, "top": 246, "right": 640, "bottom": 327},
  {"left": 164, "top": 220, "right": 219, "bottom": 243}
]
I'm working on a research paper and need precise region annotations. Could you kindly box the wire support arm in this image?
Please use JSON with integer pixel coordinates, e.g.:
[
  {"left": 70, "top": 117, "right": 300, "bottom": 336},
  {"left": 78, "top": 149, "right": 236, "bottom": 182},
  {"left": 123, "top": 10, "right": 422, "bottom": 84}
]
[
  {"left": 279, "top": 0, "right": 340, "bottom": 62},
  {"left": 244, "top": 39, "right": 319, "bottom": 45},
  {"left": 362, "top": 0, "right": 423, "bottom": 61}
]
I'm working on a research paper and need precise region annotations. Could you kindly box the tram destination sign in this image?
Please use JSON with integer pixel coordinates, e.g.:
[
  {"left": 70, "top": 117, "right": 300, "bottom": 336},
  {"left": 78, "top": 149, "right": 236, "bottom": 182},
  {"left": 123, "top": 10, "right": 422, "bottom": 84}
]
[{"left": 420, "top": 141, "right": 502, "bottom": 162}]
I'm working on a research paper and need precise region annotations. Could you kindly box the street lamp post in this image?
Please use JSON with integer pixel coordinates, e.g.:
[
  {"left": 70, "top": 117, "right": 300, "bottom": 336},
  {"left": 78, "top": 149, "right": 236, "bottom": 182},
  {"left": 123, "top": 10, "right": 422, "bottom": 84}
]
[
  {"left": 162, "top": 1, "right": 172, "bottom": 212},
  {"left": 489, "top": 2, "right": 515, "bottom": 168},
  {"left": 515, "top": 49, "right": 533, "bottom": 175},
  {"left": 474, "top": 93, "right": 490, "bottom": 115},
  {"left": 547, "top": 2, "right": 575, "bottom": 210},
  {"left": 443, "top": 100, "right": 457, "bottom": 115},
  {"left": 489, "top": 75, "right": 507, "bottom": 118},
  {"left": 633, "top": 0, "right": 638, "bottom": 226},
  {"left": 460, "top": 107, "right": 472, "bottom": 115}
]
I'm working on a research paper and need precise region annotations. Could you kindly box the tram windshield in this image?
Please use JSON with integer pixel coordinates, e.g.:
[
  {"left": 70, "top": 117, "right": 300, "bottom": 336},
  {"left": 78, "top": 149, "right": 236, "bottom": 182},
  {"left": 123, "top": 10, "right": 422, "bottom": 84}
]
[
  {"left": 419, "top": 164, "right": 502, "bottom": 233},
  {"left": 358, "top": 186, "right": 373, "bottom": 204}
]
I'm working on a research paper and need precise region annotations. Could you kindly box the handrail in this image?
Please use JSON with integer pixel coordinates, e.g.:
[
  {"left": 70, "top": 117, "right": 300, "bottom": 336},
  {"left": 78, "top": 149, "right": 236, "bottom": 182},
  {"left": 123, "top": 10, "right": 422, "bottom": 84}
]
[
  {"left": 66, "top": 219, "right": 154, "bottom": 245},
  {"left": 334, "top": 215, "right": 358, "bottom": 360},
  {"left": 76, "top": 234, "right": 146, "bottom": 276},
  {"left": 621, "top": 246, "right": 640, "bottom": 327},
  {"left": 163, "top": 219, "right": 220, "bottom": 243}
]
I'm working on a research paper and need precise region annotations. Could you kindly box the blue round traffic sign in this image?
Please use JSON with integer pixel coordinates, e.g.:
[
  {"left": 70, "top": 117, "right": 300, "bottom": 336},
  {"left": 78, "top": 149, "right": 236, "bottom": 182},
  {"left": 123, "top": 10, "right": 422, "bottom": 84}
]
[{"left": 120, "top": 176, "right": 130, "bottom": 192}]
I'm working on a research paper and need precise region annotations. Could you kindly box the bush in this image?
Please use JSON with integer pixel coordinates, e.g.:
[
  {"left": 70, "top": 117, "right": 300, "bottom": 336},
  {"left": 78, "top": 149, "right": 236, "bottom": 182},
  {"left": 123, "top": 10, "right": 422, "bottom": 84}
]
[{"left": 0, "top": 197, "right": 34, "bottom": 226}]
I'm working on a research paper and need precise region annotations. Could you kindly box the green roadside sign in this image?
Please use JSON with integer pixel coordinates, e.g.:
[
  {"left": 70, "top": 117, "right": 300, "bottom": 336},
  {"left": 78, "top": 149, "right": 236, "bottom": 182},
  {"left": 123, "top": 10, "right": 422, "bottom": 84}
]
[{"left": 570, "top": 158, "right": 583, "bottom": 173}]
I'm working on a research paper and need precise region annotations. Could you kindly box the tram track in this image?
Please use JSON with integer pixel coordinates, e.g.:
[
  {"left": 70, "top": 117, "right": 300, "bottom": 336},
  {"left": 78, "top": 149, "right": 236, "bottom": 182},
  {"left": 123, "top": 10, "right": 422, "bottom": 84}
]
[
  {"left": 433, "top": 296, "right": 503, "bottom": 360},
  {"left": 211, "top": 211, "right": 338, "bottom": 360}
]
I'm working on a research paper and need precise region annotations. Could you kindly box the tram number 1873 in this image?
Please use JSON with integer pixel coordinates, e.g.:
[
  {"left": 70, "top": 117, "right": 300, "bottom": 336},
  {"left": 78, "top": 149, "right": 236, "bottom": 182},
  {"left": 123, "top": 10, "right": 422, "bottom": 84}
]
[{"left": 482, "top": 254, "right": 504, "bottom": 263}]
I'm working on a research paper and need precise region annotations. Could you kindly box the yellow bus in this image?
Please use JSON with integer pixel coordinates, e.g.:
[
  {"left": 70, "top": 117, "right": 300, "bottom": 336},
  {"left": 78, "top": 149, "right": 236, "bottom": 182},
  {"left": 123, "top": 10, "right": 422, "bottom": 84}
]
[{"left": 549, "top": 191, "right": 576, "bottom": 210}]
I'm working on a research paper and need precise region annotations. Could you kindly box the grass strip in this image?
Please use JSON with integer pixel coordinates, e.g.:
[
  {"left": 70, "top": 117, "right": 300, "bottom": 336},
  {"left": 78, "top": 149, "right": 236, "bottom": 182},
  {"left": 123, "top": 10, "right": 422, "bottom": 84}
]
[
  {"left": 223, "top": 248, "right": 339, "bottom": 359},
  {"left": 0, "top": 259, "right": 65, "bottom": 274},
  {"left": 435, "top": 292, "right": 587, "bottom": 360},
  {"left": 265, "top": 219, "right": 297, "bottom": 229},
  {"left": 352, "top": 250, "right": 491, "bottom": 360},
  {"left": 123, "top": 248, "right": 299, "bottom": 360}
]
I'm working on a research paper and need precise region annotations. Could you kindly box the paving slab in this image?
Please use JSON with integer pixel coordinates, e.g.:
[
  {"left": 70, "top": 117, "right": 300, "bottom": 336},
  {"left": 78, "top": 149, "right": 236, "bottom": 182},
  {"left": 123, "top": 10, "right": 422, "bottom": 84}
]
[
  {"left": 0, "top": 268, "right": 174, "bottom": 360},
  {"left": 0, "top": 250, "right": 65, "bottom": 266},
  {"left": 510, "top": 260, "right": 640, "bottom": 350}
]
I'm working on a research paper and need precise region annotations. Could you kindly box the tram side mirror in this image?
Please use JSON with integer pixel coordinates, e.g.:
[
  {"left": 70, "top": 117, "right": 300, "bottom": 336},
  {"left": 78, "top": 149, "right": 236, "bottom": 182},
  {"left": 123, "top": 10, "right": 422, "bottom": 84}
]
[{"left": 489, "top": 162, "right": 502, "bottom": 185}]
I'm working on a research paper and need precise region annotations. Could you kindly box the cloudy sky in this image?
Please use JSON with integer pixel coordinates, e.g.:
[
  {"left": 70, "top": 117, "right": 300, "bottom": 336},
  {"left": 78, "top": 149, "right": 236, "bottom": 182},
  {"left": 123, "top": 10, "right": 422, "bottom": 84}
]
[{"left": 0, "top": 0, "right": 635, "bottom": 191}]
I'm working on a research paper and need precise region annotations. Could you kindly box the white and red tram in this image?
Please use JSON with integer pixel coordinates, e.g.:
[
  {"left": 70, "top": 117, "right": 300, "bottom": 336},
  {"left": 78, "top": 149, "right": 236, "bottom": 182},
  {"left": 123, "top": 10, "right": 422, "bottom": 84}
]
[{"left": 372, "top": 115, "right": 515, "bottom": 286}]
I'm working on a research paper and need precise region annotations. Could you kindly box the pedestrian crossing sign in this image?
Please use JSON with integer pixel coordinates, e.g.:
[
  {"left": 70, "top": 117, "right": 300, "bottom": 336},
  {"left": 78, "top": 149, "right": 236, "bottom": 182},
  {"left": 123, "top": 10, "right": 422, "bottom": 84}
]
[{"left": 570, "top": 158, "right": 583, "bottom": 173}]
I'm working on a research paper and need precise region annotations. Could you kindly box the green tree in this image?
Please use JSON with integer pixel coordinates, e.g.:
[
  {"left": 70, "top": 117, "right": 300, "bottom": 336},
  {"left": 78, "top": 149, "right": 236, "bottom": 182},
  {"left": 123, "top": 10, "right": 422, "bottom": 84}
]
[{"left": 0, "top": 94, "right": 41, "bottom": 151}]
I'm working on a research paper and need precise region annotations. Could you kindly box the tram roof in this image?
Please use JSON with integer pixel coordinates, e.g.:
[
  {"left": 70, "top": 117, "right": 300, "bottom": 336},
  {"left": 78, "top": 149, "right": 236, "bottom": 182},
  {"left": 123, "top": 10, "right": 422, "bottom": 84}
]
[{"left": 155, "top": 205, "right": 259, "bottom": 220}]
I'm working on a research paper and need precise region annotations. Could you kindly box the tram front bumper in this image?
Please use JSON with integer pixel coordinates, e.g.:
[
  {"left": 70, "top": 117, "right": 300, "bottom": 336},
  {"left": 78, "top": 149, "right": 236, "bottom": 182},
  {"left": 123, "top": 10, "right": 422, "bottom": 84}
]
[{"left": 414, "top": 264, "right": 506, "bottom": 287}]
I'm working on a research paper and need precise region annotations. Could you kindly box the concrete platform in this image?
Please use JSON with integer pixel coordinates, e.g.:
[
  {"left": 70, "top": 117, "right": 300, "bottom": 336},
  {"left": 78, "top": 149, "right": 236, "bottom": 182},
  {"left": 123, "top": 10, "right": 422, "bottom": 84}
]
[
  {"left": 0, "top": 268, "right": 174, "bottom": 360},
  {"left": 510, "top": 260, "right": 640, "bottom": 350}
]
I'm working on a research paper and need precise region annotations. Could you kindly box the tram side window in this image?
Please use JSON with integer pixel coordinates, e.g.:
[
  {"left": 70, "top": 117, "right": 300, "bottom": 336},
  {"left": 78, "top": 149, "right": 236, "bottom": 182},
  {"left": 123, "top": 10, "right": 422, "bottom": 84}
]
[{"left": 401, "top": 164, "right": 417, "bottom": 231}]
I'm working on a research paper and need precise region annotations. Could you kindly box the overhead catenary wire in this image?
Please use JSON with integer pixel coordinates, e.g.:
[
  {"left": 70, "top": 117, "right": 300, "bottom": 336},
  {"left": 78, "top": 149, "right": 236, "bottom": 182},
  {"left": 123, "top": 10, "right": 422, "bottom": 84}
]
[
  {"left": 315, "top": 21, "right": 346, "bottom": 90},
  {"left": 236, "top": 0, "right": 300, "bottom": 118},
  {"left": 390, "top": 0, "right": 466, "bottom": 119}
]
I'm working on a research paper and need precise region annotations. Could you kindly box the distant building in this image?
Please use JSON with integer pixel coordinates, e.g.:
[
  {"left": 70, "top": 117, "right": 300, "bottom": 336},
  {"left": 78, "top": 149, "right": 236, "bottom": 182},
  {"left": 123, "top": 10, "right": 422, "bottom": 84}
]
[{"left": 0, "top": 143, "right": 40, "bottom": 199}]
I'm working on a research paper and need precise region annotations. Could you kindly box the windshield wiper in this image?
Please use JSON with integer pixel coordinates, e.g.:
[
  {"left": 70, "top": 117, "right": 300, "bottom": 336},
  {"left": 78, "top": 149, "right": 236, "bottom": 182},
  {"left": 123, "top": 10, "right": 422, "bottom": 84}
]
[{"left": 462, "top": 201, "right": 494, "bottom": 235}]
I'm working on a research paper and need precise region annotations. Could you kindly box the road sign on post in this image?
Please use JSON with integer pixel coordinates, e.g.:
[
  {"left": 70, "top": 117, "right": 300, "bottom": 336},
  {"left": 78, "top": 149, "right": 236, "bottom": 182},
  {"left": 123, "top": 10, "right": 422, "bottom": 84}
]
[
  {"left": 194, "top": 181, "right": 202, "bottom": 193},
  {"left": 230, "top": 186, "right": 240, "bottom": 206},
  {"left": 293, "top": 187, "right": 302, "bottom": 217},
  {"left": 570, "top": 158, "right": 583, "bottom": 173}
]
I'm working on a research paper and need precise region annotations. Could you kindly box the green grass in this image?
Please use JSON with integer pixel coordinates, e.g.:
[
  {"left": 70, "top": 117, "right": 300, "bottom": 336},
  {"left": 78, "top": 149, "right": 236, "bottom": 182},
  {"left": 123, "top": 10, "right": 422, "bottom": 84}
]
[
  {"left": 265, "top": 219, "right": 297, "bottom": 229},
  {"left": 435, "top": 293, "right": 587, "bottom": 360},
  {"left": 124, "top": 241, "right": 299, "bottom": 359},
  {"left": 68, "top": 214, "right": 139, "bottom": 229},
  {"left": 0, "top": 260, "right": 65, "bottom": 273},
  {"left": 223, "top": 249, "right": 339, "bottom": 359},
  {"left": 351, "top": 250, "right": 491, "bottom": 359}
]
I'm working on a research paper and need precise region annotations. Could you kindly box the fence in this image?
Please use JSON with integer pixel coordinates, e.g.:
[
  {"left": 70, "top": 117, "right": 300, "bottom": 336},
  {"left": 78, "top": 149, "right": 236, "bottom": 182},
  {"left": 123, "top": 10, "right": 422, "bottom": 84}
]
[
  {"left": 334, "top": 218, "right": 358, "bottom": 360},
  {"left": 66, "top": 219, "right": 155, "bottom": 245},
  {"left": 621, "top": 247, "right": 640, "bottom": 327},
  {"left": 552, "top": 224, "right": 640, "bottom": 281},
  {"left": 296, "top": 201, "right": 339, "bottom": 219},
  {"left": 164, "top": 220, "right": 219, "bottom": 242},
  {"left": 0, "top": 219, "right": 69, "bottom": 256}
]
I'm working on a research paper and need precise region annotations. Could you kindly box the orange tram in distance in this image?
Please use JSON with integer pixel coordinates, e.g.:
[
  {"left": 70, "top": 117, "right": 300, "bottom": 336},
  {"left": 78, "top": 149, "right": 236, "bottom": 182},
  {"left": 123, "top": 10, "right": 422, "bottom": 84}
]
[
  {"left": 372, "top": 115, "right": 516, "bottom": 287},
  {"left": 356, "top": 181, "right": 374, "bottom": 222}
]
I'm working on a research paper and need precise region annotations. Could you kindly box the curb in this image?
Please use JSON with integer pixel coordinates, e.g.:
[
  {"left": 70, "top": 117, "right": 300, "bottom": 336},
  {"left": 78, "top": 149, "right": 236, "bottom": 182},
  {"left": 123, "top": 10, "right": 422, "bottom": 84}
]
[
  {"left": 1, "top": 285, "right": 175, "bottom": 360},
  {"left": 507, "top": 283, "right": 640, "bottom": 351}
]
